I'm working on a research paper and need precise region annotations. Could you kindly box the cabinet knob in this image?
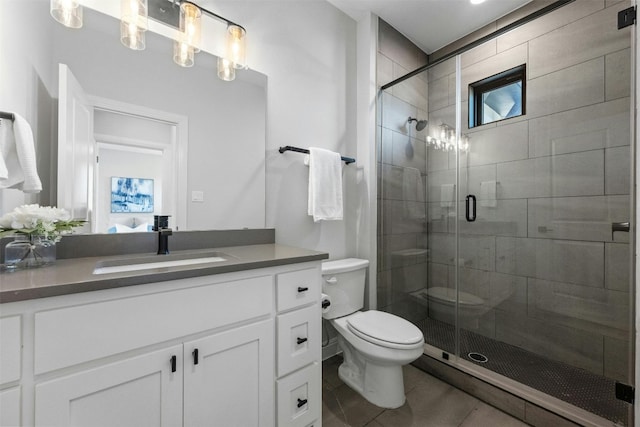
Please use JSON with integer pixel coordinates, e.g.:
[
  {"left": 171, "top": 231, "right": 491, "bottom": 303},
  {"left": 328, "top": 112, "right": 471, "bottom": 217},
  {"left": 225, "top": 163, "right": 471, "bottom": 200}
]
[
  {"left": 193, "top": 348, "right": 199, "bottom": 365},
  {"left": 297, "top": 398, "right": 308, "bottom": 408},
  {"left": 170, "top": 355, "right": 177, "bottom": 373},
  {"left": 297, "top": 286, "right": 309, "bottom": 293},
  {"left": 296, "top": 337, "right": 308, "bottom": 345}
]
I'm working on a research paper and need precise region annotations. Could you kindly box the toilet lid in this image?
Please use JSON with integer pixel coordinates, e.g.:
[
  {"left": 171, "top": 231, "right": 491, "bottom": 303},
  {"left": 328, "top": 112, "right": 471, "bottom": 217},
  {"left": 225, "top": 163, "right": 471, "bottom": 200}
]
[{"left": 346, "top": 311, "right": 424, "bottom": 349}]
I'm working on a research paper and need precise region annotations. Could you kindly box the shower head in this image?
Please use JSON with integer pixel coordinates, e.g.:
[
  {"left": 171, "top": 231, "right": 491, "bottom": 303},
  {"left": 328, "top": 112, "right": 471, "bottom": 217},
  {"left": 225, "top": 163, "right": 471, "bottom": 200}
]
[{"left": 408, "top": 117, "right": 428, "bottom": 131}]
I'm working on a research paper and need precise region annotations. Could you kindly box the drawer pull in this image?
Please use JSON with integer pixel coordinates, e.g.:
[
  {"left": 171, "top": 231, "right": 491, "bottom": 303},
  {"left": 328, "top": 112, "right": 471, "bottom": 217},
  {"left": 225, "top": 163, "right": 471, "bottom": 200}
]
[
  {"left": 297, "top": 337, "right": 308, "bottom": 345},
  {"left": 170, "top": 355, "right": 177, "bottom": 373},
  {"left": 193, "top": 348, "right": 199, "bottom": 365},
  {"left": 297, "top": 398, "right": 308, "bottom": 408},
  {"left": 297, "top": 286, "right": 309, "bottom": 293}
]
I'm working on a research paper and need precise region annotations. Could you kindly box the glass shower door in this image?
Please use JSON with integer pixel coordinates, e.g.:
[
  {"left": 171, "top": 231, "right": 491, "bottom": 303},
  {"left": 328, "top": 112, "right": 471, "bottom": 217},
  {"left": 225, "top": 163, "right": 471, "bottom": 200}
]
[{"left": 455, "top": 5, "right": 634, "bottom": 424}]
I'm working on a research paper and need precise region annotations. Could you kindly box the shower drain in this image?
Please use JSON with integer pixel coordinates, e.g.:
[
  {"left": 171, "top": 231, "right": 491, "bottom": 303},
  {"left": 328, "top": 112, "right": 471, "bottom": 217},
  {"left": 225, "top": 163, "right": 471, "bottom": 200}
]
[{"left": 468, "top": 352, "right": 488, "bottom": 363}]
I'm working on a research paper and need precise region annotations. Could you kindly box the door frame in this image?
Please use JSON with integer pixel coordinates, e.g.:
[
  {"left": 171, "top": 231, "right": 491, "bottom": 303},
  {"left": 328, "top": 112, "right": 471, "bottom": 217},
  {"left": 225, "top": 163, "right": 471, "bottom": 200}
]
[{"left": 88, "top": 96, "right": 188, "bottom": 232}]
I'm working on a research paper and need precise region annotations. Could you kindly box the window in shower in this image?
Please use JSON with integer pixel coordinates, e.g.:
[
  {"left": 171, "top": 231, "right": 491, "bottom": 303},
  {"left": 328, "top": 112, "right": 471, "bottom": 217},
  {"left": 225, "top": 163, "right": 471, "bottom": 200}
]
[{"left": 468, "top": 64, "right": 525, "bottom": 127}]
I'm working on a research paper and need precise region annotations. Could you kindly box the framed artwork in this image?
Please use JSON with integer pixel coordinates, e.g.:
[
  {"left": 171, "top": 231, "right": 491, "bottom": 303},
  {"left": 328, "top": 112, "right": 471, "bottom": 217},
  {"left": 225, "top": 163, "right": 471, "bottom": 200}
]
[{"left": 110, "top": 177, "right": 154, "bottom": 213}]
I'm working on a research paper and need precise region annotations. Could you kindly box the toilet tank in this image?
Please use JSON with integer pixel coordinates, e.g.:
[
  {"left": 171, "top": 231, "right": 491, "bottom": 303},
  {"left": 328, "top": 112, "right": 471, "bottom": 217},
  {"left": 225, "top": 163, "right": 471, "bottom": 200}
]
[{"left": 321, "top": 258, "right": 369, "bottom": 319}]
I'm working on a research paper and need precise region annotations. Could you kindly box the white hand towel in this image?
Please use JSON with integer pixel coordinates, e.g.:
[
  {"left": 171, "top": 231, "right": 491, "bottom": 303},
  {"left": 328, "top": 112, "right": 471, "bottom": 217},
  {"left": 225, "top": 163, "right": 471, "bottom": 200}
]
[
  {"left": 308, "top": 147, "right": 343, "bottom": 222},
  {"left": 0, "top": 119, "right": 9, "bottom": 179},
  {"left": 479, "top": 180, "right": 497, "bottom": 207},
  {"left": 403, "top": 167, "right": 425, "bottom": 220},
  {"left": 0, "top": 113, "right": 42, "bottom": 193},
  {"left": 440, "top": 184, "right": 455, "bottom": 208}
]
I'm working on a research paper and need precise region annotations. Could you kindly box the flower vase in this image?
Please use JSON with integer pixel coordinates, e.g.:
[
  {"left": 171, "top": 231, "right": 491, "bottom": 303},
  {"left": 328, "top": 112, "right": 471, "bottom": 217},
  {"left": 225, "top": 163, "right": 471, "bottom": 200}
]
[{"left": 4, "top": 235, "right": 56, "bottom": 269}]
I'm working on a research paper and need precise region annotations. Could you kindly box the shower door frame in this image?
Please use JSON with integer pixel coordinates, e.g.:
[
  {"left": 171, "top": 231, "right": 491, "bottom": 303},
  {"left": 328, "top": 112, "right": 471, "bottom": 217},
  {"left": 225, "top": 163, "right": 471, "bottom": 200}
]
[{"left": 378, "top": 0, "right": 637, "bottom": 425}]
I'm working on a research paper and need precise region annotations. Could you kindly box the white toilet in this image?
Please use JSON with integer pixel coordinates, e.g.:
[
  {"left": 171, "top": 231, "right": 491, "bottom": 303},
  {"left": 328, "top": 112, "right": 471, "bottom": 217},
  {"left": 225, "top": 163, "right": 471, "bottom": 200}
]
[{"left": 322, "top": 258, "right": 424, "bottom": 409}]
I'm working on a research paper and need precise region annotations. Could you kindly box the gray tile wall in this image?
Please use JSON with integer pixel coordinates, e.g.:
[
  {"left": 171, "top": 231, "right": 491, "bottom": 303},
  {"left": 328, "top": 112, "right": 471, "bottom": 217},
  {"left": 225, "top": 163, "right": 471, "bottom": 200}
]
[{"left": 379, "top": 2, "right": 633, "bottom": 383}]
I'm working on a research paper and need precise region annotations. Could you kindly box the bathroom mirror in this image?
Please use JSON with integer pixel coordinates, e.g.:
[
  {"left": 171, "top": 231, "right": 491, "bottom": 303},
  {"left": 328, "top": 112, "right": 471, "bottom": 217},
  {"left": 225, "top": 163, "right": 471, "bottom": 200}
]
[{"left": 2, "top": 1, "right": 266, "bottom": 233}]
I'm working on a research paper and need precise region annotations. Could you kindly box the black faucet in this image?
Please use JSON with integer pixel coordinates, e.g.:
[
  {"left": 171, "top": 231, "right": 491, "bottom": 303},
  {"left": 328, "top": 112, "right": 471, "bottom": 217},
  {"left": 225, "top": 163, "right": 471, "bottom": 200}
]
[{"left": 153, "top": 215, "right": 172, "bottom": 255}]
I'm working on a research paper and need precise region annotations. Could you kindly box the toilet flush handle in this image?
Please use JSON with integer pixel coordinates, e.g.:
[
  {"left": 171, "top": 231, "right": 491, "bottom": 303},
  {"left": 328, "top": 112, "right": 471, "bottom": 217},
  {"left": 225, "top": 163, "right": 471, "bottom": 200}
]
[{"left": 325, "top": 277, "right": 338, "bottom": 285}]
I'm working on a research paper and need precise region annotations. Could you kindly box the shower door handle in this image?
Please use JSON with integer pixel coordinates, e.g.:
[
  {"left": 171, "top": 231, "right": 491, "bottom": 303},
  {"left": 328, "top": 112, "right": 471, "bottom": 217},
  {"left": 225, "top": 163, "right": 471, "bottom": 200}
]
[
  {"left": 612, "top": 222, "right": 630, "bottom": 240},
  {"left": 465, "top": 195, "right": 476, "bottom": 222}
]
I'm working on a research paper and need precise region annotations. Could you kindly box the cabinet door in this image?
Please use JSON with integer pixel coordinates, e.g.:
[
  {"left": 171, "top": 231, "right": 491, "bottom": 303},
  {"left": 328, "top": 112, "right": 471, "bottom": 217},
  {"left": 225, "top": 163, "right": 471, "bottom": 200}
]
[
  {"left": 0, "top": 386, "right": 20, "bottom": 427},
  {"left": 184, "top": 319, "right": 275, "bottom": 427},
  {"left": 35, "top": 345, "right": 182, "bottom": 427}
]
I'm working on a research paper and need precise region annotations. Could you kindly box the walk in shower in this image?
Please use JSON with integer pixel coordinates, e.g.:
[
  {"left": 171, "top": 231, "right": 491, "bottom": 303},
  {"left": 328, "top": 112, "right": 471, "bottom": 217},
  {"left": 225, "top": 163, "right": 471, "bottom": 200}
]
[{"left": 377, "top": 1, "right": 635, "bottom": 425}]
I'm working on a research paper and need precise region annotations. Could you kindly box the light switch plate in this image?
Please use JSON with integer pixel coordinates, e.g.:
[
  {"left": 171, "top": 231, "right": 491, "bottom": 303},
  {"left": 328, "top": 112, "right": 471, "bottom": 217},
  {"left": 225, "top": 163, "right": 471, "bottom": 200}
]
[{"left": 191, "top": 191, "right": 204, "bottom": 202}]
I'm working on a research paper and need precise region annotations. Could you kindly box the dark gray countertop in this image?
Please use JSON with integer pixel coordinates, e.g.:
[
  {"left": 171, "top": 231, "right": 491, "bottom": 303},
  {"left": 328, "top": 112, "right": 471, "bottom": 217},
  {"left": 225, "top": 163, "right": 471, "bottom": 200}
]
[{"left": 0, "top": 244, "right": 328, "bottom": 303}]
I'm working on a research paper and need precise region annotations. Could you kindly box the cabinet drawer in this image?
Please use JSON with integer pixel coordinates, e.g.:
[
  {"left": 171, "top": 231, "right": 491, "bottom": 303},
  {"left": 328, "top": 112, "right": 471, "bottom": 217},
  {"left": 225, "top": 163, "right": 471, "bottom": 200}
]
[
  {"left": 277, "top": 362, "right": 320, "bottom": 427},
  {"left": 35, "top": 275, "right": 272, "bottom": 374},
  {"left": 276, "top": 268, "right": 320, "bottom": 312},
  {"left": 0, "top": 316, "right": 21, "bottom": 384},
  {"left": 277, "top": 305, "right": 320, "bottom": 377}
]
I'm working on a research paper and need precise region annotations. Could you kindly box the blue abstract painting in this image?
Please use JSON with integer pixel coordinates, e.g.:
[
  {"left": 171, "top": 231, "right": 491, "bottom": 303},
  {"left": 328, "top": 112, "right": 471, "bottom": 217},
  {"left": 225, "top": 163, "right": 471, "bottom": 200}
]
[{"left": 111, "top": 177, "right": 154, "bottom": 213}]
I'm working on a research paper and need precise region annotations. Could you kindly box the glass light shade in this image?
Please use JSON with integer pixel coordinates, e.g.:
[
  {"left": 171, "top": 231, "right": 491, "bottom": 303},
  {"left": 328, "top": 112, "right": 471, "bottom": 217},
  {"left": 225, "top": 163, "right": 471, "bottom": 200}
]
[
  {"left": 50, "top": 0, "right": 82, "bottom": 29},
  {"left": 180, "top": 2, "right": 202, "bottom": 52},
  {"left": 226, "top": 25, "right": 246, "bottom": 69},
  {"left": 174, "top": 41, "right": 195, "bottom": 67},
  {"left": 121, "top": 21, "right": 146, "bottom": 50},
  {"left": 217, "top": 57, "right": 236, "bottom": 81},
  {"left": 120, "top": 0, "right": 147, "bottom": 50},
  {"left": 121, "top": 0, "right": 148, "bottom": 30}
]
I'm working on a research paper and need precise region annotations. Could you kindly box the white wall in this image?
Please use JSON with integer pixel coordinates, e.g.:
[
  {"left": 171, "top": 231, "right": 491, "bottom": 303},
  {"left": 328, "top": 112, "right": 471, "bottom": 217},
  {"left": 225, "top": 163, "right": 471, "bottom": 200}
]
[
  {"left": 0, "top": 0, "right": 56, "bottom": 211},
  {"left": 209, "top": 0, "right": 359, "bottom": 259}
]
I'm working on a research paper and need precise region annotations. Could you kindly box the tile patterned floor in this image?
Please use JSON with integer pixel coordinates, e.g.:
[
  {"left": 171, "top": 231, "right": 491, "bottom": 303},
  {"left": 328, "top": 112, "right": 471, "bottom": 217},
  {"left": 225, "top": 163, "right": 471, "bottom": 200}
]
[{"left": 322, "top": 355, "right": 529, "bottom": 427}]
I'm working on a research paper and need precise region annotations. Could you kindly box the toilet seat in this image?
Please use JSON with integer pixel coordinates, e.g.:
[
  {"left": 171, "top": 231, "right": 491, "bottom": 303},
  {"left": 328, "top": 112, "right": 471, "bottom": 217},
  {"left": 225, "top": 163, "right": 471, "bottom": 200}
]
[{"left": 346, "top": 311, "right": 424, "bottom": 350}]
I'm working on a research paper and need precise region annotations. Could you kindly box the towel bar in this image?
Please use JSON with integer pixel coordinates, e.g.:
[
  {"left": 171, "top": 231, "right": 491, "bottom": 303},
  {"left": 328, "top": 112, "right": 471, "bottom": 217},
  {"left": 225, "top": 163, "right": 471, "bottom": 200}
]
[
  {"left": 279, "top": 145, "right": 355, "bottom": 164},
  {"left": 0, "top": 111, "right": 15, "bottom": 121}
]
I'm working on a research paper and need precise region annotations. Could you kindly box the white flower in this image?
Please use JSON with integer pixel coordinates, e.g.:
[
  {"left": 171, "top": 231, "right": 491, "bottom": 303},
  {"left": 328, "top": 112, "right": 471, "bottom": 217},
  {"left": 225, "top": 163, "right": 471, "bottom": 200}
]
[{"left": 0, "top": 204, "right": 81, "bottom": 240}]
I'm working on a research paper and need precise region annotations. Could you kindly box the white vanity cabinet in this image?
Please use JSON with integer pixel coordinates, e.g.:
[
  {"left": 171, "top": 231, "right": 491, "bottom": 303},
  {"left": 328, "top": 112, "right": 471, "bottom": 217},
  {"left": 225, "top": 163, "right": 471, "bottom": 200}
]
[
  {"left": 1, "top": 260, "right": 322, "bottom": 427},
  {"left": 0, "top": 315, "right": 22, "bottom": 427},
  {"left": 275, "top": 268, "right": 322, "bottom": 427}
]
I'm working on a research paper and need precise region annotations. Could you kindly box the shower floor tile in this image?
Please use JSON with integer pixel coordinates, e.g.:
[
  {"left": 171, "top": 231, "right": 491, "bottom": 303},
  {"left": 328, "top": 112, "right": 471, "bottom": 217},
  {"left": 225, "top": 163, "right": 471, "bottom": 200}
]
[
  {"left": 417, "top": 318, "right": 630, "bottom": 425},
  {"left": 322, "top": 355, "right": 528, "bottom": 427}
]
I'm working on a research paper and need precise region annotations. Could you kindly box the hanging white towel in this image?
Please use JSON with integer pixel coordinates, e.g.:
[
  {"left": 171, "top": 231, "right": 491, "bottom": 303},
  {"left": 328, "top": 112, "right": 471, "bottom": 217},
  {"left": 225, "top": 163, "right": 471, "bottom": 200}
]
[
  {"left": 307, "top": 147, "right": 343, "bottom": 222},
  {"left": 403, "top": 167, "right": 425, "bottom": 220},
  {"left": 440, "top": 184, "right": 455, "bottom": 208},
  {"left": 479, "top": 180, "right": 497, "bottom": 207},
  {"left": 0, "top": 113, "right": 42, "bottom": 193},
  {"left": 0, "top": 120, "right": 9, "bottom": 180}
]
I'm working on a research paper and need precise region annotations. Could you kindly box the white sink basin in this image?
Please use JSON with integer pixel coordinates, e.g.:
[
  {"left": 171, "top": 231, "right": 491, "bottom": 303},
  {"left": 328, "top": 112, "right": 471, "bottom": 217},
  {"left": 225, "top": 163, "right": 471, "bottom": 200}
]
[{"left": 93, "top": 252, "right": 229, "bottom": 275}]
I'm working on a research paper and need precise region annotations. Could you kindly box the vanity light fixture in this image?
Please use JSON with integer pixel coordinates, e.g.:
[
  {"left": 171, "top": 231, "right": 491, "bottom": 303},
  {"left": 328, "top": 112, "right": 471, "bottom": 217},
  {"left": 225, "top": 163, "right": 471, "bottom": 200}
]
[
  {"left": 50, "top": 0, "right": 83, "bottom": 29},
  {"left": 120, "top": 0, "right": 148, "bottom": 50},
  {"left": 50, "top": 0, "right": 248, "bottom": 81},
  {"left": 154, "top": 0, "right": 248, "bottom": 80}
]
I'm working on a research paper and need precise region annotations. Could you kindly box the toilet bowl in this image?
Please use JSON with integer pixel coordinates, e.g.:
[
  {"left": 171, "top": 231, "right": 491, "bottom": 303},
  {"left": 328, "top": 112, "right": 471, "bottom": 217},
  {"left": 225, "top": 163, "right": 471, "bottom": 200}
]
[
  {"left": 410, "top": 286, "right": 487, "bottom": 328},
  {"left": 322, "top": 258, "right": 424, "bottom": 409}
]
